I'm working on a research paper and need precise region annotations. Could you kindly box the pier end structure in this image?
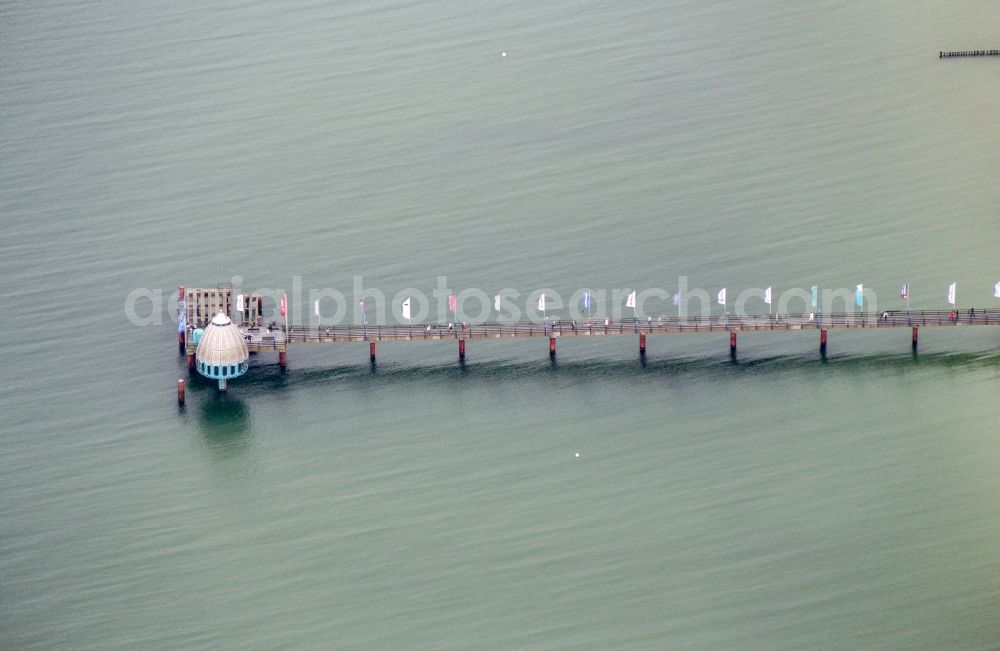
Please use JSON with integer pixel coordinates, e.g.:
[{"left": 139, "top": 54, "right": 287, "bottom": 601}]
[
  {"left": 194, "top": 312, "right": 250, "bottom": 391},
  {"left": 182, "top": 285, "right": 266, "bottom": 372},
  {"left": 183, "top": 285, "right": 264, "bottom": 332}
]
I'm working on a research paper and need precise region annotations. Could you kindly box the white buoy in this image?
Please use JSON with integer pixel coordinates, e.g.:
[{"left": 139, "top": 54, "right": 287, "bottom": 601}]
[
  {"left": 575, "top": 452, "right": 580, "bottom": 458},
  {"left": 501, "top": 51, "right": 507, "bottom": 57}
]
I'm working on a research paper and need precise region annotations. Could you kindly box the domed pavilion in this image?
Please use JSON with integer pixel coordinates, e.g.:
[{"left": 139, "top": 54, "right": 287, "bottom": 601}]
[{"left": 195, "top": 312, "right": 249, "bottom": 390}]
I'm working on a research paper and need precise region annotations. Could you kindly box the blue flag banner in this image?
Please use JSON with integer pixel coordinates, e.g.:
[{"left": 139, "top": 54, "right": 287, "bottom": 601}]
[
  {"left": 583, "top": 291, "right": 591, "bottom": 310},
  {"left": 855, "top": 284, "right": 863, "bottom": 307},
  {"left": 811, "top": 286, "right": 818, "bottom": 309},
  {"left": 673, "top": 292, "right": 681, "bottom": 306}
]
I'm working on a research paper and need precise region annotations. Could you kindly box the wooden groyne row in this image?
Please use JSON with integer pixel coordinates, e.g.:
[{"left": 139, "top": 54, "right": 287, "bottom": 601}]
[{"left": 939, "top": 50, "right": 1000, "bottom": 58}]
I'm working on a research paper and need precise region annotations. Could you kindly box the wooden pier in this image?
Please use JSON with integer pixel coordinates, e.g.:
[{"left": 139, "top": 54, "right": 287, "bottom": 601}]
[
  {"left": 176, "top": 285, "right": 999, "bottom": 373},
  {"left": 181, "top": 308, "right": 1000, "bottom": 369},
  {"left": 247, "top": 310, "right": 998, "bottom": 345}
]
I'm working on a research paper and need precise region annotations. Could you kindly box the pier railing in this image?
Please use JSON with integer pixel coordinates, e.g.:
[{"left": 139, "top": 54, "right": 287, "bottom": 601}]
[{"left": 234, "top": 309, "right": 999, "bottom": 349}]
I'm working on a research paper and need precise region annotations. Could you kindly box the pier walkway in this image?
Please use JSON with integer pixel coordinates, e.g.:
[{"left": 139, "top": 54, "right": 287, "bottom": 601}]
[
  {"left": 178, "top": 308, "right": 1000, "bottom": 383},
  {"left": 233, "top": 309, "right": 1000, "bottom": 349}
]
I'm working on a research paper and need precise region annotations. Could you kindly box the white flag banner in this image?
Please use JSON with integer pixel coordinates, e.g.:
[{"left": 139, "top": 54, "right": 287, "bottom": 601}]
[
  {"left": 494, "top": 294, "right": 502, "bottom": 311},
  {"left": 717, "top": 288, "right": 726, "bottom": 305},
  {"left": 947, "top": 282, "right": 956, "bottom": 306},
  {"left": 764, "top": 287, "right": 772, "bottom": 305},
  {"left": 626, "top": 290, "right": 636, "bottom": 308},
  {"left": 402, "top": 297, "right": 411, "bottom": 321},
  {"left": 236, "top": 293, "right": 245, "bottom": 312},
  {"left": 314, "top": 299, "right": 320, "bottom": 317},
  {"left": 538, "top": 293, "right": 546, "bottom": 311},
  {"left": 995, "top": 281, "right": 1000, "bottom": 299}
]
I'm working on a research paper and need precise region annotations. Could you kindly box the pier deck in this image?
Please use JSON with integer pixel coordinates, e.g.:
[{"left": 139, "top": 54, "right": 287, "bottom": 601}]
[{"left": 226, "top": 310, "right": 999, "bottom": 351}]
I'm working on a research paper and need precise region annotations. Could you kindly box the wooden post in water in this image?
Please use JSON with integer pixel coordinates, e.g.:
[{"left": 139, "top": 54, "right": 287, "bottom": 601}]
[
  {"left": 187, "top": 351, "right": 195, "bottom": 370},
  {"left": 912, "top": 326, "right": 919, "bottom": 350},
  {"left": 369, "top": 341, "right": 376, "bottom": 362},
  {"left": 279, "top": 346, "right": 287, "bottom": 368},
  {"left": 549, "top": 337, "right": 557, "bottom": 359},
  {"left": 639, "top": 333, "right": 646, "bottom": 356},
  {"left": 459, "top": 339, "right": 466, "bottom": 360},
  {"left": 729, "top": 331, "right": 737, "bottom": 357},
  {"left": 177, "top": 379, "right": 185, "bottom": 405},
  {"left": 820, "top": 329, "right": 828, "bottom": 355}
]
